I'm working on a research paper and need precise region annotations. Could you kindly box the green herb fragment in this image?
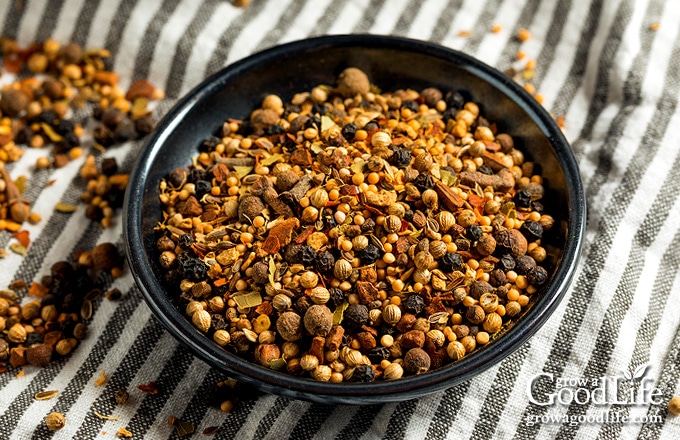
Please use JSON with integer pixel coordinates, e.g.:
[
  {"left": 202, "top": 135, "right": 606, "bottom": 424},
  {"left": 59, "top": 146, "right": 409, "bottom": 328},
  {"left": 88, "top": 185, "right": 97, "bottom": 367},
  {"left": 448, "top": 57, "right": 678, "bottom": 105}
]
[
  {"left": 310, "top": 145, "right": 325, "bottom": 154},
  {"left": 440, "top": 169, "right": 457, "bottom": 187},
  {"left": 233, "top": 166, "right": 253, "bottom": 179},
  {"left": 350, "top": 160, "right": 366, "bottom": 175},
  {"left": 260, "top": 154, "right": 283, "bottom": 167},
  {"left": 320, "top": 116, "right": 335, "bottom": 132},
  {"left": 15, "top": 175, "right": 27, "bottom": 194},
  {"left": 269, "top": 358, "right": 286, "bottom": 370},
  {"left": 332, "top": 301, "right": 349, "bottom": 325},
  {"left": 500, "top": 202, "right": 515, "bottom": 215},
  {"left": 9, "top": 243, "right": 27, "bottom": 256},
  {"left": 233, "top": 291, "right": 262, "bottom": 309},
  {"left": 173, "top": 419, "right": 195, "bottom": 437}
]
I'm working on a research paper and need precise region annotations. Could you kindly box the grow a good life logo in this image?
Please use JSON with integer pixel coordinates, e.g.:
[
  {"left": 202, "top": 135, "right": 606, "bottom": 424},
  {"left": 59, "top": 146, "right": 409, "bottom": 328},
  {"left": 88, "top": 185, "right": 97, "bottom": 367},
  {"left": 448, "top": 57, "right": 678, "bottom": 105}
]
[{"left": 526, "top": 364, "right": 663, "bottom": 407}]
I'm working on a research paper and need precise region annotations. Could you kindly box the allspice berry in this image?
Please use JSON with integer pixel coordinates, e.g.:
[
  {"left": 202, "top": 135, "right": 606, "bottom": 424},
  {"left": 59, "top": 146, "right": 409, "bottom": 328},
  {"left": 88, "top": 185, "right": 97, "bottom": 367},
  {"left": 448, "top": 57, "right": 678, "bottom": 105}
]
[
  {"left": 251, "top": 261, "right": 270, "bottom": 284},
  {"left": 276, "top": 311, "right": 303, "bottom": 341},
  {"left": 45, "top": 412, "right": 66, "bottom": 431},
  {"left": 304, "top": 305, "right": 332, "bottom": 337},
  {"left": 58, "top": 42, "right": 82, "bottom": 64},
  {"left": 495, "top": 228, "right": 528, "bottom": 257},
  {"left": 92, "top": 242, "right": 120, "bottom": 270},
  {"left": 250, "top": 108, "right": 279, "bottom": 131},
  {"left": 0, "top": 89, "right": 29, "bottom": 117},
  {"left": 403, "top": 348, "right": 431, "bottom": 374},
  {"left": 476, "top": 234, "right": 496, "bottom": 256},
  {"left": 238, "top": 196, "right": 265, "bottom": 222},
  {"left": 336, "top": 67, "right": 370, "bottom": 97},
  {"left": 26, "top": 343, "right": 53, "bottom": 367},
  {"left": 466, "top": 305, "right": 485, "bottom": 325}
]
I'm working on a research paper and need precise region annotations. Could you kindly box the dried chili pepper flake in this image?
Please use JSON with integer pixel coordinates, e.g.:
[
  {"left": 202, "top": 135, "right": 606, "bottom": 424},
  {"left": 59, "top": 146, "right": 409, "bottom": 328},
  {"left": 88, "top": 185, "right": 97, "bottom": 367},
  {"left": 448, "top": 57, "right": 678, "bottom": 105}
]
[
  {"left": 202, "top": 426, "right": 219, "bottom": 435},
  {"left": 13, "top": 230, "right": 30, "bottom": 248},
  {"left": 34, "top": 390, "right": 59, "bottom": 400},
  {"left": 116, "top": 427, "right": 133, "bottom": 438},
  {"left": 95, "top": 370, "right": 107, "bottom": 386},
  {"left": 138, "top": 381, "right": 159, "bottom": 395},
  {"left": 28, "top": 281, "right": 48, "bottom": 297}
]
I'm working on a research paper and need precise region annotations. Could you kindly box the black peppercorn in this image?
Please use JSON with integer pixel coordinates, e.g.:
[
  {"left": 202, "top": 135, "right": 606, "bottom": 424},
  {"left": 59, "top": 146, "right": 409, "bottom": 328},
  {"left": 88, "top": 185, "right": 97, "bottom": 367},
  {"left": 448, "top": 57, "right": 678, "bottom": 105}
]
[
  {"left": 514, "top": 188, "right": 533, "bottom": 208},
  {"left": 36, "top": 110, "right": 59, "bottom": 125},
  {"left": 54, "top": 120, "right": 75, "bottom": 136},
  {"left": 311, "top": 103, "right": 326, "bottom": 115},
  {"left": 515, "top": 255, "right": 536, "bottom": 275},
  {"left": 297, "top": 245, "right": 317, "bottom": 265},
  {"left": 403, "top": 210, "right": 414, "bottom": 223},
  {"left": 341, "top": 123, "right": 357, "bottom": 141},
  {"left": 357, "top": 244, "right": 381, "bottom": 265},
  {"left": 265, "top": 124, "right": 284, "bottom": 135},
  {"left": 392, "top": 148, "right": 412, "bottom": 167},
  {"left": 177, "top": 253, "right": 208, "bottom": 281},
  {"left": 413, "top": 174, "right": 435, "bottom": 192},
  {"left": 439, "top": 252, "right": 464, "bottom": 272},
  {"left": 305, "top": 114, "right": 321, "bottom": 129},
  {"left": 200, "top": 136, "right": 221, "bottom": 152},
  {"left": 467, "top": 225, "right": 483, "bottom": 241},
  {"left": 343, "top": 304, "right": 368, "bottom": 329},
  {"left": 314, "top": 250, "right": 335, "bottom": 274},
  {"left": 178, "top": 234, "right": 194, "bottom": 249},
  {"left": 403, "top": 294, "right": 425, "bottom": 315},
  {"left": 445, "top": 91, "right": 465, "bottom": 110},
  {"left": 26, "top": 332, "right": 44, "bottom": 345},
  {"left": 195, "top": 180, "right": 212, "bottom": 199},
  {"left": 520, "top": 220, "right": 543, "bottom": 241},
  {"left": 477, "top": 164, "right": 494, "bottom": 175},
  {"left": 367, "top": 346, "right": 390, "bottom": 364},
  {"left": 328, "top": 287, "right": 345, "bottom": 308},
  {"left": 528, "top": 266, "right": 549, "bottom": 285},
  {"left": 351, "top": 364, "right": 376, "bottom": 382},
  {"left": 402, "top": 100, "right": 419, "bottom": 112},
  {"left": 499, "top": 254, "right": 516, "bottom": 271}
]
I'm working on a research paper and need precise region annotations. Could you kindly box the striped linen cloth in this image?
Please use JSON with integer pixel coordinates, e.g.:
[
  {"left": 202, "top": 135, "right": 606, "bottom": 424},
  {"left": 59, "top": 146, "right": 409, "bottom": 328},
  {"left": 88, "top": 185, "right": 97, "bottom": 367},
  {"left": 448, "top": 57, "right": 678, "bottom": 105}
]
[{"left": 1, "top": 0, "right": 680, "bottom": 438}]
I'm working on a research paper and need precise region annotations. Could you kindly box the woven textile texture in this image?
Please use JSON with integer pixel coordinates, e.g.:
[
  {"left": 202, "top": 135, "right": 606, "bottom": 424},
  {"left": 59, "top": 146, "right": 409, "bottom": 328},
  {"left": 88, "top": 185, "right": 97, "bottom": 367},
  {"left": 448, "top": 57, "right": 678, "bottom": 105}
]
[{"left": 1, "top": 0, "right": 680, "bottom": 438}]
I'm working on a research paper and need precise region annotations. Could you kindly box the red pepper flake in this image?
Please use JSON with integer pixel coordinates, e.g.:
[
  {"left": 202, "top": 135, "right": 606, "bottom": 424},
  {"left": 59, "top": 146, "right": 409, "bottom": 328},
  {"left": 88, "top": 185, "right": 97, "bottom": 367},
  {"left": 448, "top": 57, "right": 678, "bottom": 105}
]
[
  {"left": 28, "top": 281, "right": 48, "bottom": 297},
  {"left": 16, "top": 369, "right": 25, "bottom": 378},
  {"left": 255, "top": 301, "right": 273, "bottom": 315},
  {"left": 363, "top": 205, "right": 385, "bottom": 217},
  {"left": 138, "top": 381, "right": 159, "bottom": 395},
  {"left": 213, "top": 278, "right": 227, "bottom": 287},
  {"left": 13, "top": 230, "right": 30, "bottom": 247},
  {"left": 294, "top": 226, "right": 315, "bottom": 245},
  {"left": 467, "top": 193, "right": 486, "bottom": 211}
]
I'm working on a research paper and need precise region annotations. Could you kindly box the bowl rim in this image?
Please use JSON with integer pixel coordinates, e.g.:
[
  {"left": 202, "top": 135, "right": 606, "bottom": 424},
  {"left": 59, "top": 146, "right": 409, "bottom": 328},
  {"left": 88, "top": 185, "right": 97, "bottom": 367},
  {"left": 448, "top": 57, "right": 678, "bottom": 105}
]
[{"left": 123, "top": 34, "right": 586, "bottom": 404}]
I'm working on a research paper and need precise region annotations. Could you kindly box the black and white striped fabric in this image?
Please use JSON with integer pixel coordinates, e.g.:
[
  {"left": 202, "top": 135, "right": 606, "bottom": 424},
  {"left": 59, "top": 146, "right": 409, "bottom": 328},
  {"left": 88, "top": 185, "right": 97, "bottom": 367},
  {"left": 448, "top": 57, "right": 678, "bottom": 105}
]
[{"left": 2, "top": 0, "right": 680, "bottom": 438}]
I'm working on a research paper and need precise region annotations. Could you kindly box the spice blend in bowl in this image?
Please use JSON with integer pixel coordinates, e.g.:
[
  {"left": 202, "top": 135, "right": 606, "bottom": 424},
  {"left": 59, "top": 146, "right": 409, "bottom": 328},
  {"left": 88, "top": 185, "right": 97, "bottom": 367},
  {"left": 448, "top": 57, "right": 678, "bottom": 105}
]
[
  {"left": 125, "top": 35, "right": 585, "bottom": 404},
  {"left": 154, "top": 67, "right": 555, "bottom": 383}
]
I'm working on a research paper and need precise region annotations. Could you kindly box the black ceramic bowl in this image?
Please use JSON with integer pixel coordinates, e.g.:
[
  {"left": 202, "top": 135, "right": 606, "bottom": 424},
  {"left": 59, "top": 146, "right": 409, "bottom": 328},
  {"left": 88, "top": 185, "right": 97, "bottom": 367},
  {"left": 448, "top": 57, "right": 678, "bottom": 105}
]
[{"left": 124, "top": 35, "right": 585, "bottom": 405}]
